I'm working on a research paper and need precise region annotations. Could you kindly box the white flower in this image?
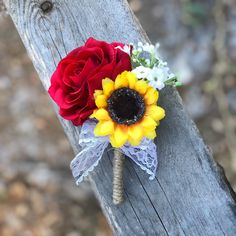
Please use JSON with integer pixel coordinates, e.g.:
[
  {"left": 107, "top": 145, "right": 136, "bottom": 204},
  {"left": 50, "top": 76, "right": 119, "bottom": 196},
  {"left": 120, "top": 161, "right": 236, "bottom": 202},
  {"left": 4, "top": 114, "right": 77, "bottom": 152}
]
[
  {"left": 136, "top": 42, "right": 155, "bottom": 54},
  {"left": 155, "top": 43, "right": 160, "bottom": 49},
  {"left": 132, "top": 66, "right": 151, "bottom": 79},
  {"left": 132, "top": 65, "right": 171, "bottom": 90},
  {"left": 145, "top": 58, "right": 151, "bottom": 66},
  {"left": 153, "top": 43, "right": 160, "bottom": 58},
  {"left": 137, "top": 47, "right": 142, "bottom": 52},
  {"left": 131, "top": 42, "right": 179, "bottom": 90},
  {"left": 144, "top": 44, "right": 154, "bottom": 53},
  {"left": 115, "top": 44, "right": 131, "bottom": 55},
  {"left": 147, "top": 67, "right": 170, "bottom": 90},
  {"left": 138, "top": 42, "right": 143, "bottom": 47},
  {"left": 149, "top": 79, "right": 165, "bottom": 90}
]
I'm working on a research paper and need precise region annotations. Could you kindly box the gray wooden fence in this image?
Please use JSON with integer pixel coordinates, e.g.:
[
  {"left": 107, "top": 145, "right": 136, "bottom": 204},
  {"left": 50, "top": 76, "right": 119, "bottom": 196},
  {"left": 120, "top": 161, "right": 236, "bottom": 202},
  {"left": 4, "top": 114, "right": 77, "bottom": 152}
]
[{"left": 3, "top": 0, "right": 236, "bottom": 235}]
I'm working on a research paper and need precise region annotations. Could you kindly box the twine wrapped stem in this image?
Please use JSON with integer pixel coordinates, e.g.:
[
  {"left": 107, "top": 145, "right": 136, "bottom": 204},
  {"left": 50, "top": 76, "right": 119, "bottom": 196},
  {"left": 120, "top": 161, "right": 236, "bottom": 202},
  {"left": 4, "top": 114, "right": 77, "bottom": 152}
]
[{"left": 113, "top": 149, "right": 125, "bottom": 204}]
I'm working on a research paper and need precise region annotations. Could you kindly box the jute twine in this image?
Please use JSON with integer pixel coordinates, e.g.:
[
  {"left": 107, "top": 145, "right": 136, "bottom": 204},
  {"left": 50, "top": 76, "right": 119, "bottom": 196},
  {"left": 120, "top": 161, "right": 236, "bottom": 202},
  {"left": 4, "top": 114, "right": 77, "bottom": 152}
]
[{"left": 113, "top": 149, "right": 125, "bottom": 205}]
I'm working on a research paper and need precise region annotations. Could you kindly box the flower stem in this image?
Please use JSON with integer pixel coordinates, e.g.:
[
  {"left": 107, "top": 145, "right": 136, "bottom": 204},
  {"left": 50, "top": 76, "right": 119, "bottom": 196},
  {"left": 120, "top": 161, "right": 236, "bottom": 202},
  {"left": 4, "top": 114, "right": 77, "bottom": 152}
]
[{"left": 113, "top": 149, "right": 125, "bottom": 205}]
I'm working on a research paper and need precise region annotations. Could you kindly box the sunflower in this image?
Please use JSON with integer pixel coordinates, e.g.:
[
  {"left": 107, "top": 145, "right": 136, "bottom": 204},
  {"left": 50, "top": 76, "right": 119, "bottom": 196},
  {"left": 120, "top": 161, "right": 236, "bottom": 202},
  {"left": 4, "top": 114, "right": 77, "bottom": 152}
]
[{"left": 90, "top": 71, "right": 165, "bottom": 148}]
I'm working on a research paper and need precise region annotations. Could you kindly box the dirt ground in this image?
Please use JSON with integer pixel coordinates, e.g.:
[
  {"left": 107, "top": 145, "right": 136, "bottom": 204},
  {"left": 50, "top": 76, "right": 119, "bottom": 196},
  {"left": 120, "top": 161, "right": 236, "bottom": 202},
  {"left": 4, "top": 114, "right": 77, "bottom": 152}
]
[{"left": 0, "top": 0, "right": 236, "bottom": 235}]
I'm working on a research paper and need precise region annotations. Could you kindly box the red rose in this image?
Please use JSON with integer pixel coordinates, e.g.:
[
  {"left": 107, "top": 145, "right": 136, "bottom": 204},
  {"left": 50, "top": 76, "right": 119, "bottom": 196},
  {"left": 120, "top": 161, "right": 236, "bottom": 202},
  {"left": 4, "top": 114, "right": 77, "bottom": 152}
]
[{"left": 48, "top": 38, "right": 132, "bottom": 125}]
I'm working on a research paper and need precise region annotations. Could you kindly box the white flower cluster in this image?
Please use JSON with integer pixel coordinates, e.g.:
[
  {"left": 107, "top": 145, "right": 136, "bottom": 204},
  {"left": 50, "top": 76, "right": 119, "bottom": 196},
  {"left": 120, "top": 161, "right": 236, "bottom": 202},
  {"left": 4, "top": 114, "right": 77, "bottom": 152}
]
[
  {"left": 132, "top": 66, "right": 174, "bottom": 90},
  {"left": 131, "top": 42, "right": 180, "bottom": 90}
]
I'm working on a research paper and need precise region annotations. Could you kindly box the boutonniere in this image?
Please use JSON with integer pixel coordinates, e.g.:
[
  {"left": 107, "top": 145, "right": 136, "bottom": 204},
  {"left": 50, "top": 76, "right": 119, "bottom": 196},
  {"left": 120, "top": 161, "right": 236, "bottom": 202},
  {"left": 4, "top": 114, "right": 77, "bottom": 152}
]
[{"left": 48, "top": 38, "right": 181, "bottom": 204}]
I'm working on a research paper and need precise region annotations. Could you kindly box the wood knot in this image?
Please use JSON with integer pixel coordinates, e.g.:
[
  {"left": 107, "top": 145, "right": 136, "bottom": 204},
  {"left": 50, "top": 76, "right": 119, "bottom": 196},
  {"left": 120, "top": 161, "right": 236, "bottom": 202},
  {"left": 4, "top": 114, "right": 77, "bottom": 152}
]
[{"left": 40, "top": 1, "right": 53, "bottom": 14}]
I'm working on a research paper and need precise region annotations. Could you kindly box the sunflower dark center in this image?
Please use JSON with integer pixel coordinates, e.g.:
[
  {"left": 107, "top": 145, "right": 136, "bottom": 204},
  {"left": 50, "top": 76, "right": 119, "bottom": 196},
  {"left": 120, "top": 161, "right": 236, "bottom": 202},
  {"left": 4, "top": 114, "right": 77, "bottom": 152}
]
[{"left": 107, "top": 87, "right": 146, "bottom": 125}]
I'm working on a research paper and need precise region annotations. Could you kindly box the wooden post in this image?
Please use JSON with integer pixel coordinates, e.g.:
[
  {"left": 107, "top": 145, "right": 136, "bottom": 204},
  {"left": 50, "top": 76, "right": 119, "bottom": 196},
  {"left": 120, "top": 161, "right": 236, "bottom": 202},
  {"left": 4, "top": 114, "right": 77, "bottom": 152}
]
[{"left": 4, "top": 0, "right": 236, "bottom": 235}]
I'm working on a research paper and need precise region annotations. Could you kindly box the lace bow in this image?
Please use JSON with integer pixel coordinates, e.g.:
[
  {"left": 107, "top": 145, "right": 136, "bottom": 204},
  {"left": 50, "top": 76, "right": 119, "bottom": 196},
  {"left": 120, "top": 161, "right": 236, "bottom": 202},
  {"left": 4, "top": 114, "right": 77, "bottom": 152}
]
[{"left": 70, "top": 120, "right": 158, "bottom": 184}]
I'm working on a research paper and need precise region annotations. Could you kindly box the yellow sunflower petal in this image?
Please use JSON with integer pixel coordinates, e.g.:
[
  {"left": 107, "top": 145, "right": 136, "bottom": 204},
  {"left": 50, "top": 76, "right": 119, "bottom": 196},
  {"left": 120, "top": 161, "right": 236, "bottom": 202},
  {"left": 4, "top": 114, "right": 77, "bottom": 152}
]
[
  {"left": 144, "top": 87, "right": 159, "bottom": 105},
  {"left": 141, "top": 116, "right": 157, "bottom": 129},
  {"left": 113, "top": 125, "right": 128, "bottom": 148},
  {"left": 143, "top": 129, "right": 157, "bottom": 139},
  {"left": 102, "top": 78, "right": 114, "bottom": 97},
  {"left": 89, "top": 109, "right": 97, "bottom": 119},
  {"left": 94, "top": 122, "right": 103, "bottom": 136},
  {"left": 127, "top": 72, "right": 137, "bottom": 89},
  {"left": 92, "top": 108, "right": 110, "bottom": 121},
  {"left": 110, "top": 135, "right": 119, "bottom": 148},
  {"left": 128, "top": 124, "right": 143, "bottom": 141},
  {"left": 134, "top": 80, "right": 148, "bottom": 95},
  {"left": 94, "top": 90, "right": 103, "bottom": 99},
  {"left": 115, "top": 72, "right": 129, "bottom": 89},
  {"left": 94, "top": 120, "right": 114, "bottom": 136},
  {"left": 146, "top": 105, "right": 165, "bottom": 121},
  {"left": 128, "top": 136, "right": 142, "bottom": 146},
  {"left": 95, "top": 94, "right": 107, "bottom": 108}
]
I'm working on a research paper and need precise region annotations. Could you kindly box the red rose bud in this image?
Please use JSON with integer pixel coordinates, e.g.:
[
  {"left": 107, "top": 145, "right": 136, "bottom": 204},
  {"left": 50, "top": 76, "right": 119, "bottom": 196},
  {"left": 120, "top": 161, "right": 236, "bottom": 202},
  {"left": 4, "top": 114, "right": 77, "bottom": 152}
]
[{"left": 48, "top": 38, "right": 132, "bottom": 125}]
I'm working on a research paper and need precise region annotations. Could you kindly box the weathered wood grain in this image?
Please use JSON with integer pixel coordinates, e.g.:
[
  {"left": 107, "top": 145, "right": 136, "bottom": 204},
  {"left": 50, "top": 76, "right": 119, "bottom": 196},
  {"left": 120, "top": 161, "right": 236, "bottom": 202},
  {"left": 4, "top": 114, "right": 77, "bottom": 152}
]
[{"left": 4, "top": 0, "right": 236, "bottom": 235}]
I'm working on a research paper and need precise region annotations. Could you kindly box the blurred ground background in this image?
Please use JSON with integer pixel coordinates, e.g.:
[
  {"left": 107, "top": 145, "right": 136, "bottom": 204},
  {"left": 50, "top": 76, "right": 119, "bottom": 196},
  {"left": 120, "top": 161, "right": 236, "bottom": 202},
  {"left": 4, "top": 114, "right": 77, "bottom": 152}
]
[{"left": 0, "top": 0, "right": 236, "bottom": 235}]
